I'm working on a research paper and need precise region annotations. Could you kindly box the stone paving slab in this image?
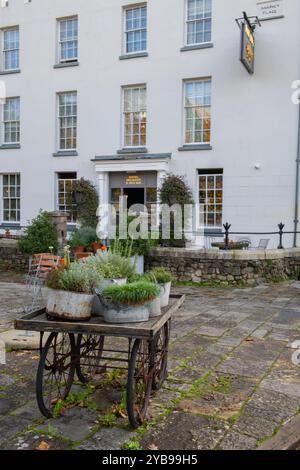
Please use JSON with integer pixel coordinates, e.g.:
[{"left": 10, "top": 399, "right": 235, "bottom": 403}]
[{"left": 0, "top": 280, "right": 300, "bottom": 450}]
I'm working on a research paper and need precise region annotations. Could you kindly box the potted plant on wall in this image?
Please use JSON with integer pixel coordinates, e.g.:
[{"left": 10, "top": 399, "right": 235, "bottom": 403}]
[
  {"left": 46, "top": 262, "right": 101, "bottom": 321},
  {"left": 98, "top": 281, "right": 160, "bottom": 324},
  {"left": 69, "top": 227, "right": 98, "bottom": 255}
]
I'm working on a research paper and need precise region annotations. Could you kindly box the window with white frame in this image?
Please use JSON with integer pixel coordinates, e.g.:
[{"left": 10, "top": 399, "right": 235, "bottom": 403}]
[
  {"left": 184, "top": 78, "right": 211, "bottom": 144},
  {"left": 1, "top": 97, "right": 20, "bottom": 144},
  {"left": 1, "top": 174, "right": 21, "bottom": 223},
  {"left": 2, "top": 27, "right": 19, "bottom": 71},
  {"left": 199, "top": 170, "right": 223, "bottom": 228},
  {"left": 57, "top": 172, "right": 77, "bottom": 223},
  {"left": 124, "top": 4, "right": 147, "bottom": 54},
  {"left": 58, "top": 92, "right": 77, "bottom": 151},
  {"left": 186, "top": 0, "right": 212, "bottom": 46},
  {"left": 123, "top": 85, "right": 147, "bottom": 147},
  {"left": 58, "top": 16, "right": 78, "bottom": 63}
]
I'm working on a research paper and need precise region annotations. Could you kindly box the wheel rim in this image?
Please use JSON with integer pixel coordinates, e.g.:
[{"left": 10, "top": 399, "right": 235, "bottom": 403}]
[
  {"left": 76, "top": 334, "right": 105, "bottom": 383},
  {"left": 36, "top": 332, "right": 76, "bottom": 417},
  {"left": 127, "top": 339, "right": 153, "bottom": 428},
  {"left": 152, "top": 323, "right": 169, "bottom": 390}
]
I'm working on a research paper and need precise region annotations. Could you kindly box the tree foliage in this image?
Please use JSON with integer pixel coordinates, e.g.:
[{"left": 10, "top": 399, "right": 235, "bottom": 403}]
[{"left": 18, "top": 211, "right": 58, "bottom": 255}]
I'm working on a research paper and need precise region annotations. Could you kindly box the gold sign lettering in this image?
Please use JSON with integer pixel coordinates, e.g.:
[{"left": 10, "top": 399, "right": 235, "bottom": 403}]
[{"left": 125, "top": 175, "right": 142, "bottom": 185}]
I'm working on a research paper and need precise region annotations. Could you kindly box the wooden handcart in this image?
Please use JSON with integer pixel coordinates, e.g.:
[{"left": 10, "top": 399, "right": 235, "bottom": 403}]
[{"left": 14, "top": 294, "right": 185, "bottom": 428}]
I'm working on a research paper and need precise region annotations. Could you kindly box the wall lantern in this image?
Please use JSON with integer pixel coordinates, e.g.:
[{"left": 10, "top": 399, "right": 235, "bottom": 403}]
[{"left": 72, "top": 191, "right": 83, "bottom": 205}]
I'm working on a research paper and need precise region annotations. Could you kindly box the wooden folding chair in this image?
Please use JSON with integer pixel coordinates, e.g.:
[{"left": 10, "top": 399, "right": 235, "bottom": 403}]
[{"left": 24, "top": 253, "right": 60, "bottom": 313}]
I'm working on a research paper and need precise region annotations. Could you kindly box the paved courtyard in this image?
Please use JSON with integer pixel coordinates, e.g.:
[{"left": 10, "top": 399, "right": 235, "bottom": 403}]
[{"left": 1, "top": 280, "right": 300, "bottom": 450}]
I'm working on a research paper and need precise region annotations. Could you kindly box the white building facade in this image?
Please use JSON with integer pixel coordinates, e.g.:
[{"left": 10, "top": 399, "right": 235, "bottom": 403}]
[{"left": 0, "top": 0, "right": 299, "bottom": 247}]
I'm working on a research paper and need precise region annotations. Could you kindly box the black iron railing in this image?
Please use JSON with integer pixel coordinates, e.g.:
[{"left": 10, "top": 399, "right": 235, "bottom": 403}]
[{"left": 204, "top": 223, "right": 300, "bottom": 250}]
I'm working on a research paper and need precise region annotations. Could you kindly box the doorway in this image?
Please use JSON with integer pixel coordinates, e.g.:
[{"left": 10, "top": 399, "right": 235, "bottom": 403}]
[{"left": 123, "top": 188, "right": 145, "bottom": 210}]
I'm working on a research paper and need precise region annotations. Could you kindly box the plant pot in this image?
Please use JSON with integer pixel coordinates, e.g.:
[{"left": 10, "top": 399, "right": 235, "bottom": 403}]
[
  {"left": 148, "top": 295, "right": 162, "bottom": 318},
  {"left": 102, "top": 302, "right": 150, "bottom": 324},
  {"left": 159, "top": 281, "right": 171, "bottom": 308},
  {"left": 76, "top": 252, "right": 93, "bottom": 260},
  {"left": 91, "top": 242, "right": 103, "bottom": 254},
  {"left": 73, "top": 246, "right": 85, "bottom": 254},
  {"left": 92, "top": 279, "right": 127, "bottom": 317},
  {"left": 131, "top": 255, "right": 144, "bottom": 274},
  {"left": 46, "top": 289, "right": 94, "bottom": 321}
]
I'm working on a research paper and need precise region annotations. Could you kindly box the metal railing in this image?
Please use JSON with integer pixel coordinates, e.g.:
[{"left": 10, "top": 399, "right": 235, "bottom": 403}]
[{"left": 205, "top": 222, "right": 300, "bottom": 250}]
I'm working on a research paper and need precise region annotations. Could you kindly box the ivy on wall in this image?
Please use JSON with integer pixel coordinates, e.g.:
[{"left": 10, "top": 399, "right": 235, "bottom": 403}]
[{"left": 71, "top": 178, "right": 99, "bottom": 229}]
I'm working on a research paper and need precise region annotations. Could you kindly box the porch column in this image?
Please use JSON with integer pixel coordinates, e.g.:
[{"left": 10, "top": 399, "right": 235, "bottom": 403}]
[
  {"left": 156, "top": 170, "right": 167, "bottom": 228},
  {"left": 97, "top": 171, "right": 109, "bottom": 240}
]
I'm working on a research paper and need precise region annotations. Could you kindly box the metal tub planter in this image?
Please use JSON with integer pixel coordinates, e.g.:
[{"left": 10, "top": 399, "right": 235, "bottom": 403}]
[
  {"left": 159, "top": 281, "right": 171, "bottom": 308},
  {"left": 47, "top": 289, "right": 94, "bottom": 321},
  {"left": 100, "top": 281, "right": 161, "bottom": 324},
  {"left": 102, "top": 302, "right": 150, "bottom": 324},
  {"left": 92, "top": 278, "right": 127, "bottom": 317},
  {"left": 148, "top": 293, "right": 162, "bottom": 318}
]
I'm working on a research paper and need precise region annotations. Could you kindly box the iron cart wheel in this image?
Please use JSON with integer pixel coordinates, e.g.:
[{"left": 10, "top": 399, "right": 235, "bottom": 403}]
[
  {"left": 126, "top": 339, "right": 153, "bottom": 429},
  {"left": 36, "top": 332, "right": 76, "bottom": 418},
  {"left": 151, "top": 322, "right": 170, "bottom": 391},
  {"left": 76, "top": 334, "right": 105, "bottom": 383}
]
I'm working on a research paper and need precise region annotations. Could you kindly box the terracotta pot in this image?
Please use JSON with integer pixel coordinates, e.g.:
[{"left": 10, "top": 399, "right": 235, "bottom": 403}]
[
  {"left": 58, "top": 258, "right": 65, "bottom": 267},
  {"left": 73, "top": 245, "right": 85, "bottom": 254},
  {"left": 76, "top": 252, "right": 93, "bottom": 260},
  {"left": 91, "top": 242, "right": 102, "bottom": 254}
]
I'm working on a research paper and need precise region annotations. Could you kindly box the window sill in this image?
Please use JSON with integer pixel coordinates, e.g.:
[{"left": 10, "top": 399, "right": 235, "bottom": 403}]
[
  {"left": 0, "top": 144, "right": 21, "bottom": 150},
  {"left": 180, "top": 43, "right": 213, "bottom": 52},
  {"left": 117, "top": 147, "right": 148, "bottom": 155},
  {"left": 0, "top": 69, "right": 21, "bottom": 75},
  {"left": 119, "top": 52, "right": 148, "bottom": 60},
  {"left": 0, "top": 223, "right": 21, "bottom": 230},
  {"left": 178, "top": 144, "right": 212, "bottom": 151},
  {"left": 54, "top": 61, "right": 79, "bottom": 69},
  {"left": 53, "top": 151, "right": 78, "bottom": 157}
]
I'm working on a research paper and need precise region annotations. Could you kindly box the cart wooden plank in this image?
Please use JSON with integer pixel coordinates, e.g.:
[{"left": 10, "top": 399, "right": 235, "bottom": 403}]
[{"left": 14, "top": 294, "right": 185, "bottom": 339}]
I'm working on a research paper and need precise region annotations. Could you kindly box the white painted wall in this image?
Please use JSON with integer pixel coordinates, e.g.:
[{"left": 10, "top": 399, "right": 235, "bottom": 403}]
[{"left": 0, "top": 0, "right": 299, "bottom": 247}]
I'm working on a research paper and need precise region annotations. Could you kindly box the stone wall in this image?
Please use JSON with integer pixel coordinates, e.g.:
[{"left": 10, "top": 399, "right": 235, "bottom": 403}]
[
  {"left": 0, "top": 240, "right": 29, "bottom": 271},
  {"left": 146, "top": 248, "right": 300, "bottom": 285}
]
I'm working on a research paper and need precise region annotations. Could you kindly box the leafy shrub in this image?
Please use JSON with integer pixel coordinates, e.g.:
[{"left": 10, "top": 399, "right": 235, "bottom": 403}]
[
  {"left": 18, "top": 211, "right": 58, "bottom": 255},
  {"left": 47, "top": 262, "right": 101, "bottom": 294},
  {"left": 149, "top": 267, "right": 174, "bottom": 284},
  {"left": 69, "top": 227, "right": 98, "bottom": 251},
  {"left": 159, "top": 174, "right": 194, "bottom": 247},
  {"left": 103, "top": 281, "right": 160, "bottom": 306}
]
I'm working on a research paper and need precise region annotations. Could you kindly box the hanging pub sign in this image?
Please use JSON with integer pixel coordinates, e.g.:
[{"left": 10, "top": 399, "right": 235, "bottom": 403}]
[
  {"left": 236, "top": 12, "right": 260, "bottom": 75},
  {"left": 240, "top": 16, "right": 255, "bottom": 74}
]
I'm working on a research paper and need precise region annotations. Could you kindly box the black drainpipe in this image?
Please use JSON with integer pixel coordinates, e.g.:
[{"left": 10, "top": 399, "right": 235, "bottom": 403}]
[{"left": 294, "top": 101, "right": 300, "bottom": 247}]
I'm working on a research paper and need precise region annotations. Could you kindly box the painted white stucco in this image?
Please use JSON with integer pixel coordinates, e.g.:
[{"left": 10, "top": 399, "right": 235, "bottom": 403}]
[{"left": 0, "top": 0, "right": 299, "bottom": 248}]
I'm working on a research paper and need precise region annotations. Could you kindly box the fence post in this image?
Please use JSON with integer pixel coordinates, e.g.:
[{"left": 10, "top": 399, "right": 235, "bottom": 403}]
[
  {"left": 223, "top": 222, "right": 231, "bottom": 250},
  {"left": 278, "top": 223, "right": 285, "bottom": 249}
]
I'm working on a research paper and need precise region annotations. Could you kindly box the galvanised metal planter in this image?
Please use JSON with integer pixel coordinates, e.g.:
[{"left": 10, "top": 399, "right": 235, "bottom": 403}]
[
  {"left": 160, "top": 282, "right": 171, "bottom": 308},
  {"left": 47, "top": 289, "right": 94, "bottom": 321},
  {"left": 92, "top": 278, "right": 127, "bottom": 317},
  {"left": 148, "top": 295, "right": 162, "bottom": 318},
  {"left": 131, "top": 255, "right": 144, "bottom": 274},
  {"left": 103, "top": 303, "right": 150, "bottom": 324}
]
